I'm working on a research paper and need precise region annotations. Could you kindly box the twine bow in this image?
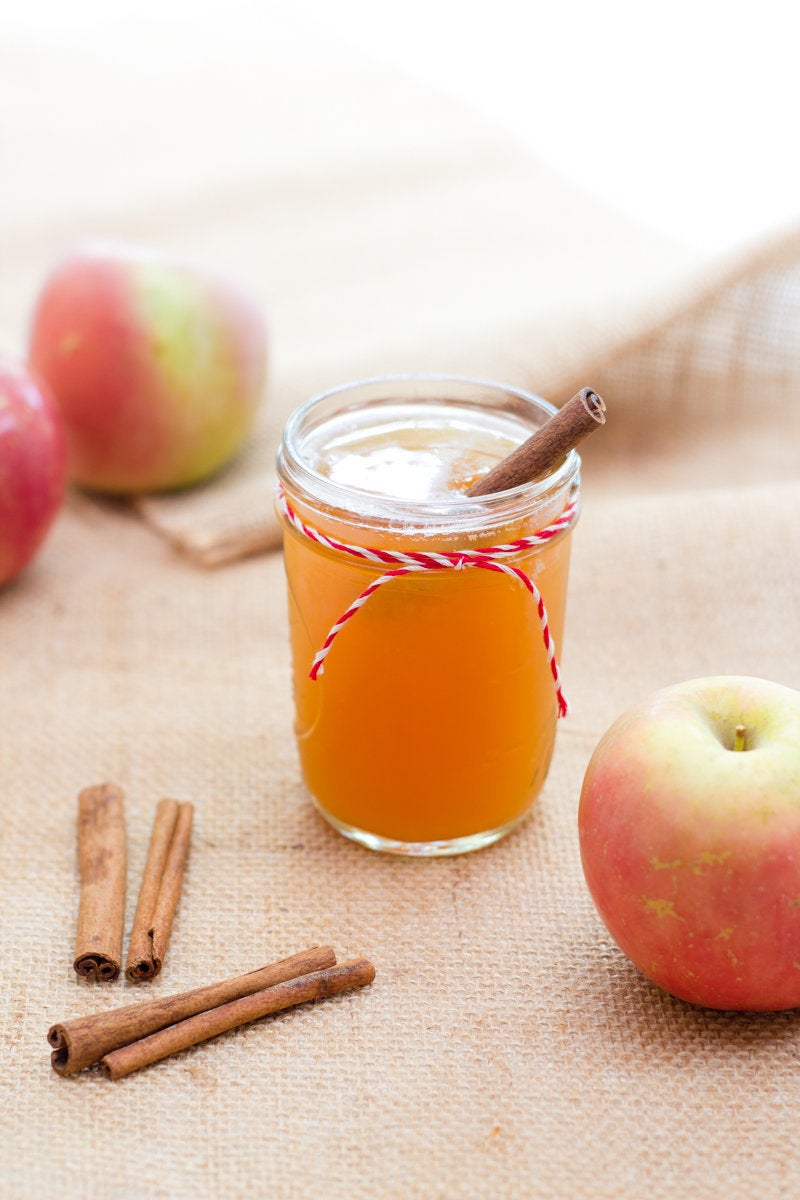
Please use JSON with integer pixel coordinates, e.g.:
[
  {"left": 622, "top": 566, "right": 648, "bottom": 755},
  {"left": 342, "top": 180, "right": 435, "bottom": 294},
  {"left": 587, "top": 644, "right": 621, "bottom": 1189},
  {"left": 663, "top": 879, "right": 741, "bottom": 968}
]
[{"left": 277, "top": 485, "right": 578, "bottom": 717}]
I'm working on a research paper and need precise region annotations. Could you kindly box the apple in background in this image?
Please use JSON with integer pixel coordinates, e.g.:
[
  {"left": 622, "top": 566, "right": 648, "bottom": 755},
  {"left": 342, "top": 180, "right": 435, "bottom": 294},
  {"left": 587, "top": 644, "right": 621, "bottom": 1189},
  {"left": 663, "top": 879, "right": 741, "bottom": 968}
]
[
  {"left": 0, "top": 359, "right": 67, "bottom": 586},
  {"left": 28, "top": 243, "right": 267, "bottom": 494},
  {"left": 579, "top": 676, "right": 800, "bottom": 1011}
]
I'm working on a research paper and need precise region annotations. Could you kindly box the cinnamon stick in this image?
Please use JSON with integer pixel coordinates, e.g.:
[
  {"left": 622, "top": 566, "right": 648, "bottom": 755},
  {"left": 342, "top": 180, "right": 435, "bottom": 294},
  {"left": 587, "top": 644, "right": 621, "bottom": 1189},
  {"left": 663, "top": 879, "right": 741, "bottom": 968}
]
[
  {"left": 126, "top": 799, "right": 193, "bottom": 982},
  {"left": 101, "top": 957, "right": 376, "bottom": 1080},
  {"left": 73, "top": 783, "right": 127, "bottom": 983},
  {"left": 466, "top": 386, "right": 606, "bottom": 497},
  {"left": 49, "top": 945, "right": 337, "bottom": 1075}
]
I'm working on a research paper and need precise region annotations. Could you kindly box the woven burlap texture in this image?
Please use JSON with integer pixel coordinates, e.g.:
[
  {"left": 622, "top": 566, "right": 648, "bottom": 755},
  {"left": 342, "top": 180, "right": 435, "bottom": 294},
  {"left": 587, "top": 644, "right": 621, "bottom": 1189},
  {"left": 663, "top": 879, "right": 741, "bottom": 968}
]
[
  {"left": 136, "top": 224, "right": 800, "bottom": 565},
  {"left": 2, "top": 20, "right": 800, "bottom": 1200},
  {"left": 2, "top": 474, "right": 798, "bottom": 1200}
]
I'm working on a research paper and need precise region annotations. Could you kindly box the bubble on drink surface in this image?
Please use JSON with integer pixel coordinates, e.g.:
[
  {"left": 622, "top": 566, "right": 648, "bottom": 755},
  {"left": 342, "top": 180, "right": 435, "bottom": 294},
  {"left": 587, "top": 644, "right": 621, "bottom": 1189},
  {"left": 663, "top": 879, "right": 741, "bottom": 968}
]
[{"left": 304, "top": 403, "right": 530, "bottom": 502}]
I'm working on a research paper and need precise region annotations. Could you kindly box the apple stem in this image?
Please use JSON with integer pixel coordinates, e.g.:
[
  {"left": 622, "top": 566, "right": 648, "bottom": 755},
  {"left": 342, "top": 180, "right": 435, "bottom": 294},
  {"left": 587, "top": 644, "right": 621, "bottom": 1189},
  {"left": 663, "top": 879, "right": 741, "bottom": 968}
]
[{"left": 733, "top": 724, "right": 747, "bottom": 752}]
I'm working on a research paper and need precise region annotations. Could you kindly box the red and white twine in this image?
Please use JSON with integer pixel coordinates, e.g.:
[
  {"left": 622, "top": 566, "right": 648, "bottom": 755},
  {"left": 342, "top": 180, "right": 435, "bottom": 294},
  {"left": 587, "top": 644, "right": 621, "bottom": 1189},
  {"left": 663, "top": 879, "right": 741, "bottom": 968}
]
[{"left": 277, "top": 486, "right": 578, "bottom": 717}]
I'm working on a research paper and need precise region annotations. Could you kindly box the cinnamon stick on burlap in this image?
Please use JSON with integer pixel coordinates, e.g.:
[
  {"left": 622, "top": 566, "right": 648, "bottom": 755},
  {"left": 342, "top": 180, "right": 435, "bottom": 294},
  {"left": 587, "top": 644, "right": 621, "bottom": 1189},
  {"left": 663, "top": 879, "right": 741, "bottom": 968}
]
[
  {"left": 73, "top": 783, "right": 127, "bottom": 983},
  {"left": 101, "top": 957, "right": 376, "bottom": 1080},
  {"left": 126, "top": 799, "right": 194, "bottom": 982},
  {"left": 466, "top": 387, "right": 606, "bottom": 497},
  {"left": 49, "top": 945, "right": 337, "bottom": 1075}
]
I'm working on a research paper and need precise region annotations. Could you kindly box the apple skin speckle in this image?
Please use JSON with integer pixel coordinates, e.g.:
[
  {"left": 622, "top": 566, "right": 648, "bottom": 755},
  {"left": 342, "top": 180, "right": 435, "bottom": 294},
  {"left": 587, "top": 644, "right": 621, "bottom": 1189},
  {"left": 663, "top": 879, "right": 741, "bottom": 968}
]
[{"left": 579, "top": 676, "right": 800, "bottom": 1011}]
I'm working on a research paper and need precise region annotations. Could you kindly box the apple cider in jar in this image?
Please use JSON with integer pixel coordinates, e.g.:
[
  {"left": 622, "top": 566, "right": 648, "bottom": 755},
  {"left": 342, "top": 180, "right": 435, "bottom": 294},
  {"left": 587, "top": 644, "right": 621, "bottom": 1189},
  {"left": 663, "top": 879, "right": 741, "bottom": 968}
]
[{"left": 276, "top": 375, "right": 580, "bottom": 855}]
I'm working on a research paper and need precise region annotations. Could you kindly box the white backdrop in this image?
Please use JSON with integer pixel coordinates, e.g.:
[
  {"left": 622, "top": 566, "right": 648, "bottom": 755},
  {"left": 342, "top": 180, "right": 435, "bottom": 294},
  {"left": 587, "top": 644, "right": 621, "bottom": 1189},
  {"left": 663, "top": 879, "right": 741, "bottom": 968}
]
[{"left": 5, "top": 0, "right": 798, "bottom": 253}]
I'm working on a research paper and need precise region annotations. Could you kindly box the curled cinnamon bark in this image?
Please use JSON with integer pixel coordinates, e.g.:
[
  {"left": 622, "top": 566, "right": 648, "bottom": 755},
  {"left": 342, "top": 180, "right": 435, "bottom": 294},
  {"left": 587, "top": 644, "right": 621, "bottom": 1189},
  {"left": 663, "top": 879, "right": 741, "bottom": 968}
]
[
  {"left": 126, "top": 799, "right": 193, "bottom": 982},
  {"left": 73, "top": 784, "right": 127, "bottom": 983},
  {"left": 49, "top": 945, "right": 337, "bottom": 1075},
  {"left": 101, "top": 957, "right": 376, "bottom": 1080},
  {"left": 467, "top": 387, "right": 606, "bottom": 496}
]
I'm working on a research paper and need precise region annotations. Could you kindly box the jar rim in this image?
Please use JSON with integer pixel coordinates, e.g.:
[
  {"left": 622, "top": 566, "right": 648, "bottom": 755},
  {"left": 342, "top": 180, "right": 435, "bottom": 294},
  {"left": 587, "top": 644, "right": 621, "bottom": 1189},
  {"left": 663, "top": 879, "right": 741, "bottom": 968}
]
[{"left": 276, "top": 373, "right": 581, "bottom": 535}]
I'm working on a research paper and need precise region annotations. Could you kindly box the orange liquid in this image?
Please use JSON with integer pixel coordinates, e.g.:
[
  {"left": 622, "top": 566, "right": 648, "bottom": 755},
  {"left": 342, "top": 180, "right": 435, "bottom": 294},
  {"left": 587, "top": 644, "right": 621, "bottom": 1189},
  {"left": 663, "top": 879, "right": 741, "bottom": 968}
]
[{"left": 281, "top": 409, "right": 574, "bottom": 846}]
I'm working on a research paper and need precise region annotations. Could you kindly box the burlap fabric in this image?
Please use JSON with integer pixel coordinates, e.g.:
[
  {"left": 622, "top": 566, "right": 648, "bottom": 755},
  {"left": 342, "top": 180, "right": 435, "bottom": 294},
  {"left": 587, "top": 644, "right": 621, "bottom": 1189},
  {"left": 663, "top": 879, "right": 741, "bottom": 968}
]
[{"left": 2, "top": 19, "right": 800, "bottom": 1200}]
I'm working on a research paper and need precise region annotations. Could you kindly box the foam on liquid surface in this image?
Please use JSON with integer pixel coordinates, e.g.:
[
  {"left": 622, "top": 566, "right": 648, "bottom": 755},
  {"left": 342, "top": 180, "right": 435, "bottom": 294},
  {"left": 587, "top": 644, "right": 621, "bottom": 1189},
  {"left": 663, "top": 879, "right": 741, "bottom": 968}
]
[{"left": 304, "top": 403, "right": 530, "bottom": 502}]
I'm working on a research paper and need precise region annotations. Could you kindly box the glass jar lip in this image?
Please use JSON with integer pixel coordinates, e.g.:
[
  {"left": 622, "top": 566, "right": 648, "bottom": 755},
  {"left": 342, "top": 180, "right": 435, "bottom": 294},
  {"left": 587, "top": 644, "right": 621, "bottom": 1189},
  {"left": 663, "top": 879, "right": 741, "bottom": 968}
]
[{"left": 277, "top": 373, "right": 581, "bottom": 532}]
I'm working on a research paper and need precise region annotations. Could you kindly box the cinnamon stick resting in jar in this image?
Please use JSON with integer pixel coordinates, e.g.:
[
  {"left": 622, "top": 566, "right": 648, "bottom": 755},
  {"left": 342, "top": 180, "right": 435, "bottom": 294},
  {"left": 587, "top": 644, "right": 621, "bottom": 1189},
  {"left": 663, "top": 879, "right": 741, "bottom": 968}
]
[
  {"left": 102, "top": 957, "right": 376, "bottom": 1080},
  {"left": 73, "top": 783, "right": 127, "bottom": 983},
  {"left": 126, "top": 799, "right": 194, "bottom": 982},
  {"left": 49, "top": 945, "right": 338, "bottom": 1075},
  {"left": 467, "top": 387, "right": 606, "bottom": 496}
]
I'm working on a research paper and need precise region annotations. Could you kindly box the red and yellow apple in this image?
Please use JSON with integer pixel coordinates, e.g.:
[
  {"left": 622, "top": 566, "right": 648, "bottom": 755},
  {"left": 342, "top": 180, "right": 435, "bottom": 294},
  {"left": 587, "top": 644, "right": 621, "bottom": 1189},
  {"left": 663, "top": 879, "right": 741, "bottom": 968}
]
[
  {"left": 28, "top": 243, "right": 267, "bottom": 494},
  {"left": 0, "top": 358, "right": 67, "bottom": 586},
  {"left": 579, "top": 676, "right": 800, "bottom": 1011}
]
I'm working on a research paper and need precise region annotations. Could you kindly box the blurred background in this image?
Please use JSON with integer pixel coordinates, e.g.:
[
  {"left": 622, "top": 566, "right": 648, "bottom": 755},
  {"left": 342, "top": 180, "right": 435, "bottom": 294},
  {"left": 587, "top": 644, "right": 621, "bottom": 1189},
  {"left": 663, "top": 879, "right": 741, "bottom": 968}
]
[
  {"left": 3, "top": 0, "right": 798, "bottom": 553},
  {"left": 5, "top": 0, "right": 797, "bottom": 255}
]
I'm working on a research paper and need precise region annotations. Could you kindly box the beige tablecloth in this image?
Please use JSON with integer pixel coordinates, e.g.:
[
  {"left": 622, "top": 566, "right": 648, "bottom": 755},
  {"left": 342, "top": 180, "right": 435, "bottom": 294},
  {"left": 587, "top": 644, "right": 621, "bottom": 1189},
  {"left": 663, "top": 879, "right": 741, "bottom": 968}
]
[{"left": 1, "top": 18, "right": 799, "bottom": 1200}]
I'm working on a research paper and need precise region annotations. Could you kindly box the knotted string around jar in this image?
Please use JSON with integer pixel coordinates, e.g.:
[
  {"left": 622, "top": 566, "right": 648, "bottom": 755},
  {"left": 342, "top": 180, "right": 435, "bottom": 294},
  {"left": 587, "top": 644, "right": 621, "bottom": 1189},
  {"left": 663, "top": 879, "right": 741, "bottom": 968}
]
[{"left": 276, "top": 485, "right": 578, "bottom": 717}]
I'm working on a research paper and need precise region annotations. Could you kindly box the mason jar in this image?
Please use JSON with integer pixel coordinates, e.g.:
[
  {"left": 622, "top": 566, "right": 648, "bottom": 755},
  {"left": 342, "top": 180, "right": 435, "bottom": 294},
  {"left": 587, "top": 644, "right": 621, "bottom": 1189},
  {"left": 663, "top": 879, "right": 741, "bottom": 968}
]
[{"left": 276, "top": 375, "right": 581, "bottom": 856}]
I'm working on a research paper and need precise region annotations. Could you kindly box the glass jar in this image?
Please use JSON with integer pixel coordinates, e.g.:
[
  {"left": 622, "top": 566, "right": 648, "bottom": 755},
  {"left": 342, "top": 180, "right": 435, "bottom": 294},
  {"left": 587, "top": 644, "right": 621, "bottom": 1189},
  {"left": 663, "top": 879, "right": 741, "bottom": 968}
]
[{"left": 276, "top": 375, "right": 581, "bottom": 855}]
